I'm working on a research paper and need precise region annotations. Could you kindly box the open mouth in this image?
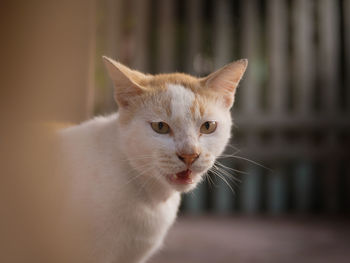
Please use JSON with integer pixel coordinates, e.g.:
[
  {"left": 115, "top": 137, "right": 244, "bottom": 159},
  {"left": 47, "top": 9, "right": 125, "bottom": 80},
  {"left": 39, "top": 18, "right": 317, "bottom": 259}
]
[{"left": 168, "top": 169, "right": 194, "bottom": 185}]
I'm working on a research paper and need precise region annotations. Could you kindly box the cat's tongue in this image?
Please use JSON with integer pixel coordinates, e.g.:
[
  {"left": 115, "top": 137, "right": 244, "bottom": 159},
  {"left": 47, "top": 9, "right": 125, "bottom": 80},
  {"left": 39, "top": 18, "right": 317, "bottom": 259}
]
[{"left": 170, "top": 169, "right": 193, "bottom": 184}]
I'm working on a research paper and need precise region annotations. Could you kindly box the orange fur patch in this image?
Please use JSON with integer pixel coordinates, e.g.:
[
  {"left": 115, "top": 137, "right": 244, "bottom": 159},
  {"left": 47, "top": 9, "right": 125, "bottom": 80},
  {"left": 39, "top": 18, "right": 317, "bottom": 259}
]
[{"left": 139, "top": 73, "right": 201, "bottom": 92}]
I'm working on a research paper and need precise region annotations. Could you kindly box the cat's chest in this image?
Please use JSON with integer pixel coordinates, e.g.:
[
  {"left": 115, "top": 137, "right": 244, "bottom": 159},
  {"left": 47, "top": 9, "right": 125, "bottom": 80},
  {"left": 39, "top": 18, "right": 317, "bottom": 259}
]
[
  {"left": 92, "top": 193, "right": 181, "bottom": 262},
  {"left": 125, "top": 193, "right": 181, "bottom": 238}
]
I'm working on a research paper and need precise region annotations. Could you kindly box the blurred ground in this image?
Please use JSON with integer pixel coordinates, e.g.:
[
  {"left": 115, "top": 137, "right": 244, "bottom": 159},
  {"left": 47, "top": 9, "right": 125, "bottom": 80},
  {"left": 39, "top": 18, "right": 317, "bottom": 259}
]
[{"left": 150, "top": 216, "right": 350, "bottom": 263}]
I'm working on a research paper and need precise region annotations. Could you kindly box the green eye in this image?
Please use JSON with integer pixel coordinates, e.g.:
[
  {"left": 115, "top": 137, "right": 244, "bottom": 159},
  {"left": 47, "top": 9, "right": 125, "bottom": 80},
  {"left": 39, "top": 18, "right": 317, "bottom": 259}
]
[
  {"left": 200, "top": 121, "right": 217, "bottom": 134},
  {"left": 151, "top": 122, "right": 170, "bottom": 134}
]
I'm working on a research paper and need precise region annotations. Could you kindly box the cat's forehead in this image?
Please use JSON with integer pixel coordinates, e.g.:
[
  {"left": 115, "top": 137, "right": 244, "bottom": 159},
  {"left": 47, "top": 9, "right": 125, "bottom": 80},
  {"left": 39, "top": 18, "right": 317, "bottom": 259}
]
[
  {"left": 139, "top": 73, "right": 217, "bottom": 112},
  {"left": 142, "top": 73, "right": 201, "bottom": 92},
  {"left": 128, "top": 74, "right": 219, "bottom": 123},
  {"left": 166, "top": 84, "right": 197, "bottom": 119},
  {"left": 143, "top": 83, "right": 212, "bottom": 123}
]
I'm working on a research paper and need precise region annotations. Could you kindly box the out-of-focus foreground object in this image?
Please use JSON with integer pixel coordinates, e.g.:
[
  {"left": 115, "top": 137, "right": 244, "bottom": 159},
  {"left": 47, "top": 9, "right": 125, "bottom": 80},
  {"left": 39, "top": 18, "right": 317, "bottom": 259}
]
[{"left": 0, "top": 0, "right": 96, "bottom": 262}]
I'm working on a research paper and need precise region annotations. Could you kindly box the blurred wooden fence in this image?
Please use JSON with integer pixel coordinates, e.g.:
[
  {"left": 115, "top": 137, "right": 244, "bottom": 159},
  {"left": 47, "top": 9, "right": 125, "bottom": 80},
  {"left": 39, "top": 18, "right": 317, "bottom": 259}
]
[{"left": 96, "top": 0, "right": 350, "bottom": 215}]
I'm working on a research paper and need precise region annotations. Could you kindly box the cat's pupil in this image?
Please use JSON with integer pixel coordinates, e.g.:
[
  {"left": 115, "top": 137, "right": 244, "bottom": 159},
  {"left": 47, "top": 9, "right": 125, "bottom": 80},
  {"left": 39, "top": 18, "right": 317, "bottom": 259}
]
[
  {"left": 158, "top": 122, "right": 163, "bottom": 130},
  {"left": 205, "top": 122, "right": 210, "bottom": 130}
]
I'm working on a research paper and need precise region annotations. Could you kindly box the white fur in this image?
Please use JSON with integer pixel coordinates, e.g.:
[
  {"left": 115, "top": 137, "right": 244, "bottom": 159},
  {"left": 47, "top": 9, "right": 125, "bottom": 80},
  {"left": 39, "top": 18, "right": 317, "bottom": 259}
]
[
  {"left": 167, "top": 84, "right": 195, "bottom": 119},
  {"left": 58, "top": 85, "right": 233, "bottom": 262}
]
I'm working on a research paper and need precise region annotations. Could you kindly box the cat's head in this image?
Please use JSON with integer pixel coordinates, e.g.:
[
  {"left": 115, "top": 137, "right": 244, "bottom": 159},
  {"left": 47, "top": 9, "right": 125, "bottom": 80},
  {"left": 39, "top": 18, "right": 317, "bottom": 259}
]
[{"left": 103, "top": 57, "right": 247, "bottom": 193}]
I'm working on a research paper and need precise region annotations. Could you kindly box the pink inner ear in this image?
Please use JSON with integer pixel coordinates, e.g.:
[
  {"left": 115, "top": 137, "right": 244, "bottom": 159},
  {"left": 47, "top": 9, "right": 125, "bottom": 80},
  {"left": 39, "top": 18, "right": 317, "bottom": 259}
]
[
  {"left": 214, "top": 78, "right": 237, "bottom": 93},
  {"left": 205, "top": 60, "right": 248, "bottom": 108},
  {"left": 208, "top": 77, "right": 237, "bottom": 108}
]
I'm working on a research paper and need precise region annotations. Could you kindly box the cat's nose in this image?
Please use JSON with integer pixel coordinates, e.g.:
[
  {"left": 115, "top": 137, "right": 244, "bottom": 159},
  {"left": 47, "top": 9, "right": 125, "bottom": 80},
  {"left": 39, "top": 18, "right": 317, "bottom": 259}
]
[{"left": 177, "top": 152, "right": 200, "bottom": 166}]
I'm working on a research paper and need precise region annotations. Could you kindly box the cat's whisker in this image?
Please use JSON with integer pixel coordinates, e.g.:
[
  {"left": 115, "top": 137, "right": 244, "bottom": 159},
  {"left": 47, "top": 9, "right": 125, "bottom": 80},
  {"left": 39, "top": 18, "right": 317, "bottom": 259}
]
[
  {"left": 212, "top": 165, "right": 240, "bottom": 186},
  {"left": 214, "top": 161, "right": 249, "bottom": 176},
  {"left": 204, "top": 173, "right": 211, "bottom": 189},
  {"left": 226, "top": 143, "right": 240, "bottom": 151},
  {"left": 218, "top": 151, "right": 241, "bottom": 158},
  {"left": 213, "top": 163, "right": 239, "bottom": 178},
  {"left": 136, "top": 173, "right": 158, "bottom": 197},
  {"left": 117, "top": 166, "right": 154, "bottom": 190},
  {"left": 119, "top": 172, "right": 146, "bottom": 189},
  {"left": 217, "top": 154, "right": 272, "bottom": 171},
  {"left": 212, "top": 165, "right": 241, "bottom": 186},
  {"left": 188, "top": 189, "right": 197, "bottom": 199},
  {"left": 205, "top": 172, "right": 216, "bottom": 189},
  {"left": 118, "top": 163, "right": 153, "bottom": 179},
  {"left": 220, "top": 149, "right": 241, "bottom": 157},
  {"left": 209, "top": 168, "right": 235, "bottom": 194}
]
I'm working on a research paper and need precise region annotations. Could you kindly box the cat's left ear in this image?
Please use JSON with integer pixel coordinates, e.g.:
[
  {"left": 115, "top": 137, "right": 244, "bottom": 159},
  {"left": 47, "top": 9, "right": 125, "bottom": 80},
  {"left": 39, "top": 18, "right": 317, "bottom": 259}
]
[{"left": 201, "top": 59, "right": 248, "bottom": 108}]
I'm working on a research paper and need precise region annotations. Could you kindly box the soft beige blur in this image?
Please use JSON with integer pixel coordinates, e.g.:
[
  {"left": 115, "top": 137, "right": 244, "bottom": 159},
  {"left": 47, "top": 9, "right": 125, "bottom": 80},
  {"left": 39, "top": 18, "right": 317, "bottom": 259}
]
[{"left": 0, "top": 0, "right": 95, "bottom": 262}]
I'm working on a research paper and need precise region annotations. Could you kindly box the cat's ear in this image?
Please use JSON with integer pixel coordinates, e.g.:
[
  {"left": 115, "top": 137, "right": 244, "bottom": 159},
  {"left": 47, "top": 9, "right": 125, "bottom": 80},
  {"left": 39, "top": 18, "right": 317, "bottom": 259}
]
[
  {"left": 103, "top": 56, "right": 148, "bottom": 107},
  {"left": 201, "top": 59, "right": 248, "bottom": 108}
]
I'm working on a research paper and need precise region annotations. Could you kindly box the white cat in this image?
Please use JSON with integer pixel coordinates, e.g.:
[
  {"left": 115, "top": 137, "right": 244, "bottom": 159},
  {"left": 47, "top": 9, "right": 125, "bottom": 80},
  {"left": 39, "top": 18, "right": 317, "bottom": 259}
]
[{"left": 59, "top": 56, "right": 247, "bottom": 263}]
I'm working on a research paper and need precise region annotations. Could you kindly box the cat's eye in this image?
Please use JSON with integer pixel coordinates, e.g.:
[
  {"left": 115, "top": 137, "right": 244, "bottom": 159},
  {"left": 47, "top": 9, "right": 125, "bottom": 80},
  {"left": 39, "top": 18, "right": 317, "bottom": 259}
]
[
  {"left": 200, "top": 121, "right": 217, "bottom": 134},
  {"left": 151, "top": 122, "right": 170, "bottom": 134}
]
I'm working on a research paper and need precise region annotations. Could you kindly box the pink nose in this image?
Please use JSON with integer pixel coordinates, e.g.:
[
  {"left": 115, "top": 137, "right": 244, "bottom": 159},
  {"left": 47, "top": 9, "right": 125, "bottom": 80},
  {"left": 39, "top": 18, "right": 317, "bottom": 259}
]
[{"left": 176, "top": 152, "right": 200, "bottom": 166}]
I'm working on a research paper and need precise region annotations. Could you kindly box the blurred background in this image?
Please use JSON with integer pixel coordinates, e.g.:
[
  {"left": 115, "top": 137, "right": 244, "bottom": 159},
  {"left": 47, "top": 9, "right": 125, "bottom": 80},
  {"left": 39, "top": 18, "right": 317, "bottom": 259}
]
[
  {"left": 95, "top": 0, "right": 350, "bottom": 215},
  {"left": 1, "top": 0, "right": 349, "bottom": 262}
]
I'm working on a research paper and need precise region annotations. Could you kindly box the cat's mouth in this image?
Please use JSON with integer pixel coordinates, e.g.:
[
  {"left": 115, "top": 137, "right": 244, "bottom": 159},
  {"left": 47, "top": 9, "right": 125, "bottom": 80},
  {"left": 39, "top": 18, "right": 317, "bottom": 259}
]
[{"left": 167, "top": 169, "right": 194, "bottom": 185}]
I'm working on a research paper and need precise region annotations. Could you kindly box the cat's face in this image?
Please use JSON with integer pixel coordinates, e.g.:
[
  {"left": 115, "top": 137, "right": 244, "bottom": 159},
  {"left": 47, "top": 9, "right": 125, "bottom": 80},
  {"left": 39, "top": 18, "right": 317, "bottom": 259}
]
[{"left": 104, "top": 57, "right": 247, "bottom": 193}]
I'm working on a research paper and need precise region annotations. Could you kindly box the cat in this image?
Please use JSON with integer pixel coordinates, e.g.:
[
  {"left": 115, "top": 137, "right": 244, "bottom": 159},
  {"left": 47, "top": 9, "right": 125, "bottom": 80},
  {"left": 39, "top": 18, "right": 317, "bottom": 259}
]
[{"left": 58, "top": 56, "right": 247, "bottom": 263}]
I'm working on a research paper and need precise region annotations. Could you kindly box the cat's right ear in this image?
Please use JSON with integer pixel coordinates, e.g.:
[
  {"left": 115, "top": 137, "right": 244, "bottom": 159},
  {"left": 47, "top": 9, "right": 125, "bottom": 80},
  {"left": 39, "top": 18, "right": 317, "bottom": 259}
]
[{"left": 102, "top": 56, "right": 147, "bottom": 107}]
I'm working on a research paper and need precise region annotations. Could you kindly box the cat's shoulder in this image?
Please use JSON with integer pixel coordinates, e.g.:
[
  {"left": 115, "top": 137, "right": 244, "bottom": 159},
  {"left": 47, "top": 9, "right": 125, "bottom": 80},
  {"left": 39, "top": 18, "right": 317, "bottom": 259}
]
[{"left": 59, "top": 113, "right": 118, "bottom": 134}]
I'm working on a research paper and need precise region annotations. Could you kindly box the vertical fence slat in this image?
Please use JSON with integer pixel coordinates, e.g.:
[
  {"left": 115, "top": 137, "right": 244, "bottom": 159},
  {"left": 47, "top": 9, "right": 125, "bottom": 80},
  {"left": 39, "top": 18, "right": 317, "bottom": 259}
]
[
  {"left": 291, "top": 1, "right": 315, "bottom": 215},
  {"left": 213, "top": 0, "right": 233, "bottom": 69},
  {"left": 267, "top": 167, "right": 287, "bottom": 214},
  {"left": 240, "top": 0, "right": 259, "bottom": 115},
  {"left": 324, "top": 158, "right": 340, "bottom": 213},
  {"left": 292, "top": 0, "right": 315, "bottom": 114},
  {"left": 347, "top": 164, "right": 350, "bottom": 213},
  {"left": 238, "top": 0, "right": 262, "bottom": 170},
  {"left": 265, "top": 0, "right": 289, "bottom": 215},
  {"left": 341, "top": 0, "right": 350, "bottom": 214},
  {"left": 131, "top": 0, "right": 151, "bottom": 72},
  {"left": 319, "top": 0, "right": 341, "bottom": 213},
  {"left": 213, "top": 177, "right": 235, "bottom": 213},
  {"left": 186, "top": 0, "right": 201, "bottom": 74},
  {"left": 239, "top": 1, "right": 264, "bottom": 215},
  {"left": 267, "top": 0, "right": 288, "bottom": 115},
  {"left": 241, "top": 166, "right": 262, "bottom": 214},
  {"left": 157, "top": 0, "right": 175, "bottom": 73},
  {"left": 212, "top": 0, "right": 236, "bottom": 213},
  {"left": 294, "top": 163, "right": 313, "bottom": 213},
  {"left": 345, "top": 0, "right": 350, "bottom": 112},
  {"left": 318, "top": 0, "right": 340, "bottom": 113}
]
